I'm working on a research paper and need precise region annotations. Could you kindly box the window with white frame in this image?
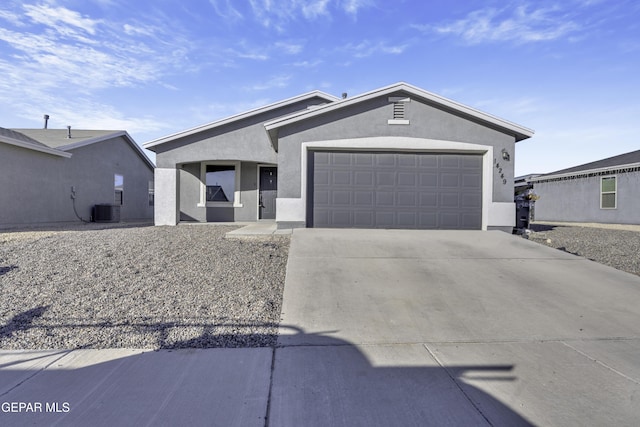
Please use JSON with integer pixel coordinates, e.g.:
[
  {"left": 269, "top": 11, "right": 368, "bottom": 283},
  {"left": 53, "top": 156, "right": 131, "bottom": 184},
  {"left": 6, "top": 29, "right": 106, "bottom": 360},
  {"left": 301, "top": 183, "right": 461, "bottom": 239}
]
[
  {"left": 199, "top": 162, "right": 242, "bottom": 207},
  {"left": 600, "top": 176, "right": 616, "bottom": 209}
]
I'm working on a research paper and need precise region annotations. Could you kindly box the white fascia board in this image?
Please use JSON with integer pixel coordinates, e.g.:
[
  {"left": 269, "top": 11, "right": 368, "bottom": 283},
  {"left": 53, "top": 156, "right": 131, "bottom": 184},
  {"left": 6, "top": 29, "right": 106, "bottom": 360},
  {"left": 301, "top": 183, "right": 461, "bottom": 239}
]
[
  {"left": 143, "top": 90, "right": 339, "bottom": 149},
  {"left": 59, "top": 131, "right": 156, "bottom": 170},
  {"left": 1, "top": 137, "right": 72, "bottom": 158},
  {"left": 264, "top": 82, "right": 534, "bottom": 141},
  {"left": 530, "top": 162, "right": 640, "bottom": 182}
]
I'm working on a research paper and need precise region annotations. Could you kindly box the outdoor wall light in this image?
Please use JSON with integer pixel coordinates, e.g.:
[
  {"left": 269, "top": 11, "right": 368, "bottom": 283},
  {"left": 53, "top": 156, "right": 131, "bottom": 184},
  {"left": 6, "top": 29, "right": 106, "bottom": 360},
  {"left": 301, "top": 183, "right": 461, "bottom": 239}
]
[{"left": 501, "top": 149, "right": 510, "bottom": 161}]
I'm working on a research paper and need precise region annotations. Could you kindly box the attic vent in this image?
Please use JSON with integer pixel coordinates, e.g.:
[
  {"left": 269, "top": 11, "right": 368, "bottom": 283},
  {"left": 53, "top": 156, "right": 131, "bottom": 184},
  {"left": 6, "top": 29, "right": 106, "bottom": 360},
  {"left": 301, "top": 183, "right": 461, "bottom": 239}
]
[
  {"left": 388, "top": 97, "right": 410, "bottom": 125},
  {"left": 393, "top": 102, "right": 405, "bottom": 119}
]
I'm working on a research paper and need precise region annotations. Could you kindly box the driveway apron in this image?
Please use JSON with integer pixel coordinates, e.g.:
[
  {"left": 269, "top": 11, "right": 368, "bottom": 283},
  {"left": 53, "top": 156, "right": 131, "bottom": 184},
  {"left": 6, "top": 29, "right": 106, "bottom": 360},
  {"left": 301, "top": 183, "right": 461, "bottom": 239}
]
[{"left": 272, "top": 229, "right": 640, "bottom": 426}]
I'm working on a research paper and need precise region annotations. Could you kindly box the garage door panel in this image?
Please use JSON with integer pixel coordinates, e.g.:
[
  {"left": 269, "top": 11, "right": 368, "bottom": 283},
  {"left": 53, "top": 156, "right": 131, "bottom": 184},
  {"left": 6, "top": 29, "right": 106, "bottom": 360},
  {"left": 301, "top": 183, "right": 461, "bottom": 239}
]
[
  {"left": 462, "top": 173, "right": 481, "bottom": 189},
  {"left": 441, "top": 173, "right": 460, "bottom": 188},
  {"left": 463, "top": 155, "right": 482, "bottom": 168},
  {"left": 354, "top": 153, "right": 374, "bottom": 166},
  {"left": 439, "top": 212, "right": 462, "bottom": 228},
  {"left": 333, "top": 152, "right": 352, "bottom": 165},
  {"left": 440, "top": 193, "right": 460, "bottom": 208},
  {"left": 398, "top": 155, "right": 418, "bottom": 167},
  {"left": 420, "top": 156, "right": 438, "bottom": 168},
  {"left": 354, "top": 191, "right": 374, "bottom": 206},
  {"left": 398, "top": 172, "right": 417, "bottom": 187},
  {"left": 397, "top": 192, "right": 417, "bottom": 207},
  {"left": 376, "top": 154, "right": 397, "bottom": 167},
  {"left": 420, "top": 193, "right": 438, "bottom": 208},
  {"left": 419, "top": 212, "right": 438, "bottom": 228},
  {"left": 331, "top": 211, "right": 351, "bottom": 226},
  {"left": 353, "top": 211, "right": 374, "bottom": 227},
  {"left": 440, "top": 156, "right": 461, "bottom": 168},
  {"left": 375, "top": 192, "right": 395, "bottom": 206},
  {"left": 332, "top": 170, "right": 351, "bottom": 185},
  {"left": 315, "top": 190, "right": 329, "bottom": 205},
  {"left": 314, "top": 152, "right": 330, "bottom": 165},
  {"left": 461, "top": 193, "right": 482, "bottom": 208},
  {"left": 315, "top": 170, "right": 330, "bottom": 185},
  {"left": 375, "top": 211, "right": 395, "bottom": 227},
  {"left": 376, "top": 172, "right": 395, "bottom": 186},
  {"left": 397, "top": 212, "right": 418, "bottom": 227},
  {"left": 420, "top": 173, "right": 438, "bottom": 187},
  {"left": 332, "top": 191, "right": 351, "bottom": 205},
  {"left": 354, "top": 171, "right": 374, "bottom": 186},
  {"left": 311, "top": 152, "right": 482, "bottom": 230}
]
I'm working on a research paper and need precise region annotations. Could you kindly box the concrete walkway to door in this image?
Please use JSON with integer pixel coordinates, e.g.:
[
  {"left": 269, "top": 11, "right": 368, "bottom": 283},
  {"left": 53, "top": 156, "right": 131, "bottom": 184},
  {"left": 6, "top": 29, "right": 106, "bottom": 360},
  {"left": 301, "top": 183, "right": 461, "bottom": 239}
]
[{"left": 273, "top": 229, "right": 640, "bottom": 426}]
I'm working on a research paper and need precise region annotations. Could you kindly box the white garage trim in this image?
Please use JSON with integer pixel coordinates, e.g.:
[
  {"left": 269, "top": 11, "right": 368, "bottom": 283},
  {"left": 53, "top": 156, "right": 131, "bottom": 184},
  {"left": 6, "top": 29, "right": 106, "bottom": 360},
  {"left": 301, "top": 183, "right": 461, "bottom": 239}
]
[{"left": 276, "top": 136, "right": 496, "bottom": 230}]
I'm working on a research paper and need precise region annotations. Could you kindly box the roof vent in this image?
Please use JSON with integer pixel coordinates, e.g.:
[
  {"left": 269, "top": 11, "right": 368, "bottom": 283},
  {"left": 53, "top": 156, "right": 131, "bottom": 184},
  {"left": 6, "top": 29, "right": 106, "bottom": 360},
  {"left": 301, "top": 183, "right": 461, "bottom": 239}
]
[
  {"left": 67, "top": 125, "right": 72, "bottom": 139},
  {"left": 43, "top": 114, "right": 49, "bottom": 129},
  {"left": 341, "top": 92, "right": 347, "bottom": 99}
]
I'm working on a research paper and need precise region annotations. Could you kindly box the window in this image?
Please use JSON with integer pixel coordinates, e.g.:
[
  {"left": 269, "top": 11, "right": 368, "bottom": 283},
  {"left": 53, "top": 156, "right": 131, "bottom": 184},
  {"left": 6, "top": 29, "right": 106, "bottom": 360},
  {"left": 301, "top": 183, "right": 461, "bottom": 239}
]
[
  {"left": 114, "top": 174, "right": 123, "bottom": 205},
  {"left": 199, "top": 162, "right": 242, "bottom": 207},
  {"left": 600, "top": 176, "right": 616, "bottom": 209},
  {"left": 206, "top": 165, "right": 234, "bottom": 203},
  {"left": 148, "top": 180, "right": 154, "bottom": 207}
]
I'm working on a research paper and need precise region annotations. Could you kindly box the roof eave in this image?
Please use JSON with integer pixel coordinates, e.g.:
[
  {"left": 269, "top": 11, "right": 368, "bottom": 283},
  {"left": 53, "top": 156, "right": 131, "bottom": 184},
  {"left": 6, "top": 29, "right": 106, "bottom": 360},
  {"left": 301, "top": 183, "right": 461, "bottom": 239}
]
[
  {"left": 1, "top": 137, "right": 72, "bottom": 158},
  {"left": 531, "top": 162, "right": 640, "bottom": 181},
  {"left": 264, "top": 82, "right": 534, "bottom": 141},
  {"left": 60, "top": 131, "right": 155, "bottom": 170},
  {"left": 143, "top": 90, "right": 339, "bottom": 150}
]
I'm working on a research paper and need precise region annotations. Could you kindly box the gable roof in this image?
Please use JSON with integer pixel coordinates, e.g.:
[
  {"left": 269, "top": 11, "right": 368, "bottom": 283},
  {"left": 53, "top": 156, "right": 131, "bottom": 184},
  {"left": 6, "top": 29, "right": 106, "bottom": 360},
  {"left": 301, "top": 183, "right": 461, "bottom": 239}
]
[
  {"left": 264, "top": 82, "right": 534, "bottom": 144},
  {"left": 531, "top": 149, "right": 640, "bottom": 181},
  {"left": 0, "top": 127, "right": 72, "bottom": 158},
  {"left": 143, "top": 90, "right": 339, "bottom": 150},
  {"left": 12, "top": 129, "right": 155, "bottom": 170}
]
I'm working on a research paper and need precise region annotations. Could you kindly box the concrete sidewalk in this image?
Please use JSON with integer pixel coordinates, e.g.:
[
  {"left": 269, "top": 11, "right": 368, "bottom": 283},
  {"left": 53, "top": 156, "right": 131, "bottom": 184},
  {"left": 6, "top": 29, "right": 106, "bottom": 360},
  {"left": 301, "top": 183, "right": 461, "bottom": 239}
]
[{"left": 2, "top": 229, "right": 640, "bottom": 426}]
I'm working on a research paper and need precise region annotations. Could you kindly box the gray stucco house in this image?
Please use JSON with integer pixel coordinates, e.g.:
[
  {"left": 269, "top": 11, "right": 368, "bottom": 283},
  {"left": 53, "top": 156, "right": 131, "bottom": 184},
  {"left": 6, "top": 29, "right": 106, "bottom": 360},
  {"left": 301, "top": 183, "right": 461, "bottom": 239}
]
[
  {"left": 144, "top": 82, "right": 533, "bottom": 231},
  {"left": 530, "top": 149, "right": 640, "bottom": 224},
  {"left": 0, "top": 127, "right": 154, "bottom": 227}
]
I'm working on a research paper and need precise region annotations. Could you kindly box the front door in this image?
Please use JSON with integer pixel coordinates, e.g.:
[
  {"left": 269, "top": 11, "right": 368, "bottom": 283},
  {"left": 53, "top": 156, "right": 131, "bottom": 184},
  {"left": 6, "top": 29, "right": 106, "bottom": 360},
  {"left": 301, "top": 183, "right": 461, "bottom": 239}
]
[{"left": 259, "top": 166, "right": 277, "bottom": 220}]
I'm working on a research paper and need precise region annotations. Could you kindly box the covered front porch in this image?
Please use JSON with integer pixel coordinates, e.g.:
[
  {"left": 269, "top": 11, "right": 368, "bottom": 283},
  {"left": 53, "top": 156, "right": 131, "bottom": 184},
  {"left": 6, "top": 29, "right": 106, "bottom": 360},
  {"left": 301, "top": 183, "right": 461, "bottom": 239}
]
[{"left": 154, "top": 161, "right": 277, "bottom": 225}]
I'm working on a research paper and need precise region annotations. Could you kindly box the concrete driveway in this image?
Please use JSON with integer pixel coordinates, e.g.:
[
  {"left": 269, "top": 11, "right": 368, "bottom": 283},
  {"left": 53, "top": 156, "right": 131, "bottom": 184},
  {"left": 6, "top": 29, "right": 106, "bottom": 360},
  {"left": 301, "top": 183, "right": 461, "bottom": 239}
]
[
  {"left": 273, "top": 229, "right": 640, "bottom": 426},
  {"left": 1, "top": 229, "right": 639, "bottom": 426}
]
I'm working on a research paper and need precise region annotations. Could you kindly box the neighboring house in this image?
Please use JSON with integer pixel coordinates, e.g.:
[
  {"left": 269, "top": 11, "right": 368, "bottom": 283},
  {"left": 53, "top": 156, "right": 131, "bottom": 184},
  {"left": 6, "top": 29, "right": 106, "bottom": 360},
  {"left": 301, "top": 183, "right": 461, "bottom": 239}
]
[
  {"left": 144, "top": 82, "right": 534, "bottom": 231},
  {"left": 530, "top": 150, "right": 640, "bottom": 225},
  {"left": 0, "top": 127, "right": 155, "bottom": 227}
]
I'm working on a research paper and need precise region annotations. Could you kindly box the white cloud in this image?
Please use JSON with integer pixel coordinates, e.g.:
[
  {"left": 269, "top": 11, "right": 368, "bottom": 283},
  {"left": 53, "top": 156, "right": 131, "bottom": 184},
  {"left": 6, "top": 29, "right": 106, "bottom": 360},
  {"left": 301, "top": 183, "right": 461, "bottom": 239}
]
[
  {"left": 343, "top": 40, "right": 408, "bottom": 58},
  {"left": 24, "top": 3, "right": 101, "bottom": 36},
  {"left": 0, "top": 1, "right": 196, "bottom": 138},
  {"left": 293, "top": 59, "right": 323, "bottom": 67},
  {"left": 248, "top": 0, "right": 375, "bottom": 28},
  {"left": 245, "top": 75, "right": 292, "bottom": 91},
  {"left": 209, "top": 0, "right": 244, "bottom": 22},
  {"left": 340, "top": 0, "right": 374, "bottom": 15},
  {"left": 419, "top": 4, "right": 581, "bottom": 44},
  {"left": 302, "top": 0, "right": 331, "bottom": 19},
  {"left": 275, "top": 41, "right": 304, "bottom": 55}
]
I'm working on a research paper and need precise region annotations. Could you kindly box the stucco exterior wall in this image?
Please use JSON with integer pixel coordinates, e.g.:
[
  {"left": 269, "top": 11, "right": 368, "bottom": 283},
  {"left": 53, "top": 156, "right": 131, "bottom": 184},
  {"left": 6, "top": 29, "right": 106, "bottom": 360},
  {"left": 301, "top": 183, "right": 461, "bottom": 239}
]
[
  {"left": 152, "top": 98, "right": 327, "bottom": 168},
  {"left": 276, "top": 92, "right": 516, "bottom": 202},
  {"left": 534, "top": 172, "right": 640, "bottom": 224},
  {"left": 0, "top": 137, "right": 153, "bottom": 227}
]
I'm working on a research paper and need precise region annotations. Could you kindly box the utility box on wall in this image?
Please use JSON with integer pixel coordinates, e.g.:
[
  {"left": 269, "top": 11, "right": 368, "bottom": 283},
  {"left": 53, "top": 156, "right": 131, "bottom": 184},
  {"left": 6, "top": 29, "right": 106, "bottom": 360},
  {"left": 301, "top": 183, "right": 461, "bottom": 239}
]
[{"left": 93, "top": 204, "right": 121, "bottom": 223}]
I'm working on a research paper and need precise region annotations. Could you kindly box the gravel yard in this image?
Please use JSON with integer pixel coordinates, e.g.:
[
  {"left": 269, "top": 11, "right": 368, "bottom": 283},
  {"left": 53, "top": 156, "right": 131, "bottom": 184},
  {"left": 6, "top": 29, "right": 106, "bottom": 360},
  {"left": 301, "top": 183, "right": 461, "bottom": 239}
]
[
  {"left": 527, "top": 222, "right": 640, "bottom": 277},
  {"left": 0, "top": 224, "right": 289, "bottom": 350}
]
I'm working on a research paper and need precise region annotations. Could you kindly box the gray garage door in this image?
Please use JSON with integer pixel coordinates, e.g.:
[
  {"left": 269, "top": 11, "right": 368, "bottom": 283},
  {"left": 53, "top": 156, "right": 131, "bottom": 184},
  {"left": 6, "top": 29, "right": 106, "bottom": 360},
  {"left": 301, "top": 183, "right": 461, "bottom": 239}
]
[{"left": 309, "top": 151, "right": 482, "bottom": 229}]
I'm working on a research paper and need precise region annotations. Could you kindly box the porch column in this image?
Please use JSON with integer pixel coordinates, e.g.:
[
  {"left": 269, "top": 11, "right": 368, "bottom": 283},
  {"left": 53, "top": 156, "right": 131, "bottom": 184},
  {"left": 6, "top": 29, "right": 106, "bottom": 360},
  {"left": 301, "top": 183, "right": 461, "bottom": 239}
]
[{"left": 155, "top": 168, "right": 179, "bottom": 226}]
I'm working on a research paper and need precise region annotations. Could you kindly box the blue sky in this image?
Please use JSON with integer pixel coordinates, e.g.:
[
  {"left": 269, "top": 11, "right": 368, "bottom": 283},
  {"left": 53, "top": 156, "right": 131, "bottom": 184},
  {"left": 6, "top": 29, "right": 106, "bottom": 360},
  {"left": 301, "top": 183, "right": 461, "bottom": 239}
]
[{"left": 0, "top": 0, "right": 638, "bottom": 176}]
